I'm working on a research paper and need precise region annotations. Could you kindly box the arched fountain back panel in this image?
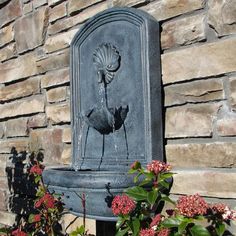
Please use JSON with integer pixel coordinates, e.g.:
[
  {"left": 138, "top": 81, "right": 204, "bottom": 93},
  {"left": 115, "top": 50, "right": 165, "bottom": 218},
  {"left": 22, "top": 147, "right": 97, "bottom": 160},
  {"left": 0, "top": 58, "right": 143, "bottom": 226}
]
[
  {"left": 71, "top": 7, "right": 163, "bottom": 171},
  {"left": 43, "top": 7, "right": 163, "bottom": 220}
]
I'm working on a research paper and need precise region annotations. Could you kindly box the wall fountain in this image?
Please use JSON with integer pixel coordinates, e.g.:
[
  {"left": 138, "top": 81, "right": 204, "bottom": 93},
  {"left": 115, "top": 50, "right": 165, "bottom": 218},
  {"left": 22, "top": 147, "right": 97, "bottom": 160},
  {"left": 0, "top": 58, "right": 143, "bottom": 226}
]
[{"left": 43, "top": 6, "right": 163, "bottom": 222}]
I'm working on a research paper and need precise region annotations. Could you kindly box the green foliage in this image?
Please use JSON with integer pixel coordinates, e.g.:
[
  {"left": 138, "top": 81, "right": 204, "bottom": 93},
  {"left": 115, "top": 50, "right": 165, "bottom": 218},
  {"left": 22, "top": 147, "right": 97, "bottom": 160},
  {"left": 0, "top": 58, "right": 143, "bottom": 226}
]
[
  {"left": 0, "top": 150, "right": 94, "bottom": 236},
  {"left": 112, "top": 161, "right": 234, "bottom": 236},
  {"left": 69, "top": 225, "right": 86, "bottom": 236},
  {"left": 125, "top": 186, "right": 148, "bottom": 201},
  {"left": 190, "top": 225, "right": 211, "bottom": 236}
]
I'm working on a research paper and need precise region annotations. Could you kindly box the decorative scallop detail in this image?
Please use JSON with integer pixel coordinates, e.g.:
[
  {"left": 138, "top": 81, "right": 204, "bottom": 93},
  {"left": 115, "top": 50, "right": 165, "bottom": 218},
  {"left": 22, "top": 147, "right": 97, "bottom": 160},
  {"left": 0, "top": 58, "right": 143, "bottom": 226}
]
[{"left": 93, "top": 43, "right": 120, "bottom": 84}]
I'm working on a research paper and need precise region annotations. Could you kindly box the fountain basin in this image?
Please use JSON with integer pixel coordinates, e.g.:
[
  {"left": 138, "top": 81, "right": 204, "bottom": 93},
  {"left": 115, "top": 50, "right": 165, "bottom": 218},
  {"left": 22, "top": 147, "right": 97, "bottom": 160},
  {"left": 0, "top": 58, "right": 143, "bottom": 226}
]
[{"left": 43, "top": 168, "right": 135, "bottom": 220}]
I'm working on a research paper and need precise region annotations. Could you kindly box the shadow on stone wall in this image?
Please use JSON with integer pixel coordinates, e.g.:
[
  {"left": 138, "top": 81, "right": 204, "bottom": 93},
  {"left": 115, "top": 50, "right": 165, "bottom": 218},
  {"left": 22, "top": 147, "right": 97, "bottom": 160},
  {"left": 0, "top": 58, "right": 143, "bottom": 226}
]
[{"left": 5, "top": 147, "right": 43, "bottom": 227}]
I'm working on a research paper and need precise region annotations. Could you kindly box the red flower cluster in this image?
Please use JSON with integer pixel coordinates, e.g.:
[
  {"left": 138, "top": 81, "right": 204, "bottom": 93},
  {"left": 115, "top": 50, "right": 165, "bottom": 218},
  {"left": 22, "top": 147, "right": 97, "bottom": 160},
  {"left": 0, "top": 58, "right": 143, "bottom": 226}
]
[
  {"left": 139, "top": 228, "right": 156, "bottom": 236},
  {"left": 35, "top": 193, "right": 55, "bottom": 209},
  {"left": 112, "top": 194, "right": 136, "bottom": 215},
  {"left": 33, "top": 214, "right": 41, "bottom": 222},
  {"left": 157, "top": 228, "right": 170, "bottom": 236},
  {"left": 150, "top": 214, "right": 162, "bottom": 228},
  {"left": 12, "top": 229, "right": 27, "bottom": 236},
  {"left": 210, "top": 203, "right": 236, "bottom": 221},
  {"left": 211, "top": 203, "right": 227, "bottom": 214},
  {"left": 176, "top": 194, "right": 208, "bottom": 217},
  {"left": 30, "top": 164, "right": 43, "bottom": 175},
  {"left": 147, "top": 161, "right": 171, "bottom": 175}
]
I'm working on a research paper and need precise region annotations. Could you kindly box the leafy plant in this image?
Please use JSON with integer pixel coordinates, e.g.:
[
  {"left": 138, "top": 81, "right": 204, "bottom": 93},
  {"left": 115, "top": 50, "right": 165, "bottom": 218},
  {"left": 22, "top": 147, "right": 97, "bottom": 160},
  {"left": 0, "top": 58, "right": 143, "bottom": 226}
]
[
  {"left": 0, "top": 150, "right": 94, "bottom": 236},
  {"left": 112, "top": 160, "right": 236, "bottom": 236}
]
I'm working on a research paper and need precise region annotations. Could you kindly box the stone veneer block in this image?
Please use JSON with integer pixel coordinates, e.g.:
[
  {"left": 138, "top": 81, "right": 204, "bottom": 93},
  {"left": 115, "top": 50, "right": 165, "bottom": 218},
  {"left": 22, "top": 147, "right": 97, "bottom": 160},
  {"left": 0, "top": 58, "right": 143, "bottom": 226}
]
[
  {"left": 0, "top": 177, "right": 8, "bottom": 190},
  {"left": 23, "top": 2, "right": 33, "bottom": 15},
  {"left": 113, "top": 0, "right": 147, "bottom": 7},
  {"left": 0, "top": 77, "right": 40, "bottom": 102},
  {"left": 164, "top": 79, "right": 224, "bottom": 106},
  {"left": 0, "top": 155, "right": 8, "bottom": 176},
  {"left": 46, "top": 103, "right": 70, "bottom": 124},
  {"left": 208, "top": 0, "right": 236, "bottom": 37},
  {"left": 48, "top": 0, "right": 64, "bottom": 7},
  {"left": 33, "top": 0, "right": 47, "bottom": 8},
  {"left": 0, "top": 123, "right": 4, "bottom": 138},
  {"left": 0, "top": 191, "right": 7, "bottom": 211},
  {"left": 217, "top": 118, "right": 236, "bottom": 136},
  {"left": 36, "top": 49, "right": 69, "bottom": 73},
  {"left": 165, "top": 103, "right": 221, "bottom": 138},
  {"left": 141, "top": 0, "right": 205, "bottom": 21},
  {"left": 41, "top": 68, "right": 69, "bottom": 88},
  {"left": 0, "top": 0, "right": 21, "bottom": 28},
  {"left": 48, "top": 2, "right": 108, "bottom": 35},
  {"left": 61, "top": 145, "right": 71, "bottom": 165},
  {"left": 162, "top": 38, "right": 236, "bottom": 84},
  {"left": 5, "top": 118, "right": 29, "bottom": 137},
  {"left": 171, "top": 169, "right": 236, "bottom": 198},
  {"left": 46, "top": 86, "right": 67, "bottom": 103},
  {"left": 161, "top": 13, "right": 206, "bottom": 49},
  {"left": 30, "top": 129, "right": 63, "bottom": 164},
  {"left": 0, "top": 53, "right": 38, "bottom": 84},
  {"left": 0, "top": 24, "right": 14, "bottom": 47},
  {"left": 49, "top": 2, "right": 67, "bottom": 23},
  {"left": 27, "top": 114, "right": 47, "bottom": 128},
  {"left": 0, "top": 211, "right": 17, "bottom": 227},
  {"left": 0, "top": 96, "right": 45, "bottom": 119},
  {"left": 0, "top": 0, "right": 10, "bottom": 4},
  {"left": 62, "top": 127, "right": 71, "bottom": 143},
  {"left": 0, "top": 43, "right": 17, "bottom": 62},
  {"left": 44, "top": 29, "right": 77, "bottom": 53},
  {"left": 0, "top": 139, "right": 29, "bottom": 154},
  {"left": 14, "top": 7, "right": 49, "bottom": 53},
  {"left": 166, "top": 142, "right": 236, "bottom": 168},
  {"left": 68, "top": 0, "right": 103, "bottom": 15},
  {"left": 230, "top": 77, "right": 236, "bottom": 110}
]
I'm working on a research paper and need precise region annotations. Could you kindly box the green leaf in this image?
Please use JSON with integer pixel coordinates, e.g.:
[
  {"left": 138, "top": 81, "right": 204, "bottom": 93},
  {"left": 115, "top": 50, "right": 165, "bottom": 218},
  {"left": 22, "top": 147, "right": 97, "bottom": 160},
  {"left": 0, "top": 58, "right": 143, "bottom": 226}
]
[
  {"left": 139, "top": 178, "right": 151, "bottom": 187},
  {"left": 35, "top": 175, "right": 41, "bottom": 183},
  {"left": 178, "top": 221, "right": 189, "bottom": 234},
  {"left": 128, "top": 169, "right": 137, "bottom": 174},
  {"left": 159, "top": 180, "right": 170, "bottom": 189},
  {"left": 159, "top": 172, "right": 174, "bottom": 180},
  {"left": 147, "top": 188, "right": 158, "bottom": 205},
  {"left": 115, "top": 227, "right": 129, "bottom": 236},
  {"left": 0, "top": 227, "right": 9, "bottom": 234},
  {"left": 133, "top": 172, "right": 142, "bottom": 183},
  {"left": 132, "top": 218, "right": 140, "bottom": 236},
  {"left": 162, "top": 217, "right": 182, "bottom": 228},
  {"left": 161, "top": 194, "right": 176, "bottom": 205},
  {"left": 48, "top": 208, "right": 55, "bottom": 213},
  {"left": 215, "top": 223, "right": 225, "bottom": 236},
  {"left": 36, "top": 187, "right": 44, "bottom": 197},
  {"left": 116, "top": 217, "right": 125, "bottom": 229},
  {"left": 28, "top": 213, "right": 35, "bottom": 223},
  {"left": 190, "top": 225, "right": 211, "bottom": 236},
  {"left": 69, "top": 225, "right": 85, "bottom": 236},
  {"left": 125, "top": 186, "right": 147, "bottom": 201},
  {"left": 174, "top": 233, "right": 182, "bottom": 236},
  {"left": 144, "top": 172, "right": 155, "bottom": 179},
  {"left": 194, "top": 215, "right": 205, "bottom": 221}
]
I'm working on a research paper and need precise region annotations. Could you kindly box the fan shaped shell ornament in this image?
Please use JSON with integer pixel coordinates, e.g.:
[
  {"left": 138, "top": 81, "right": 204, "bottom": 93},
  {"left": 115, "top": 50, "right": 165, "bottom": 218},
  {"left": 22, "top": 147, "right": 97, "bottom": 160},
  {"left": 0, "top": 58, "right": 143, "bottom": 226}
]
[{"left": 93, "top": 43, "right": 120, "bottom": 84}]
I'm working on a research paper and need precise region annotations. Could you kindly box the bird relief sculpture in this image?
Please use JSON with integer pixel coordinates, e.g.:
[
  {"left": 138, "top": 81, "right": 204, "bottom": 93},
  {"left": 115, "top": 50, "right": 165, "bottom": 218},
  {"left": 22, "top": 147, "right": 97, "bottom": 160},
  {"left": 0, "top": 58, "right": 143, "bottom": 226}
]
[{"left": 85, "top": 43, "right": 129, "bottom": 135}]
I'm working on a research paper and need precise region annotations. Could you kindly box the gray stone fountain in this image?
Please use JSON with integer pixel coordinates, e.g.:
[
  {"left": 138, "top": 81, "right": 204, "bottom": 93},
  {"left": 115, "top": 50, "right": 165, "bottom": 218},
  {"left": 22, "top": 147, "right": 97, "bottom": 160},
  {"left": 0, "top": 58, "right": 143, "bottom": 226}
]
[{"left": 43, "top": 7, "right": 163, "bottom": 221}]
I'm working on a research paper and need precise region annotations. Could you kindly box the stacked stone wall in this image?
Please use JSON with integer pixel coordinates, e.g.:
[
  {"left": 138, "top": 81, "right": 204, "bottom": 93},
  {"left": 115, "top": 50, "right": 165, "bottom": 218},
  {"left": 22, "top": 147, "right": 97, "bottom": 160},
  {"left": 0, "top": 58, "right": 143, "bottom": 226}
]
[{"left": 0, "top": 0, "right": 235, "bottom": 232}]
